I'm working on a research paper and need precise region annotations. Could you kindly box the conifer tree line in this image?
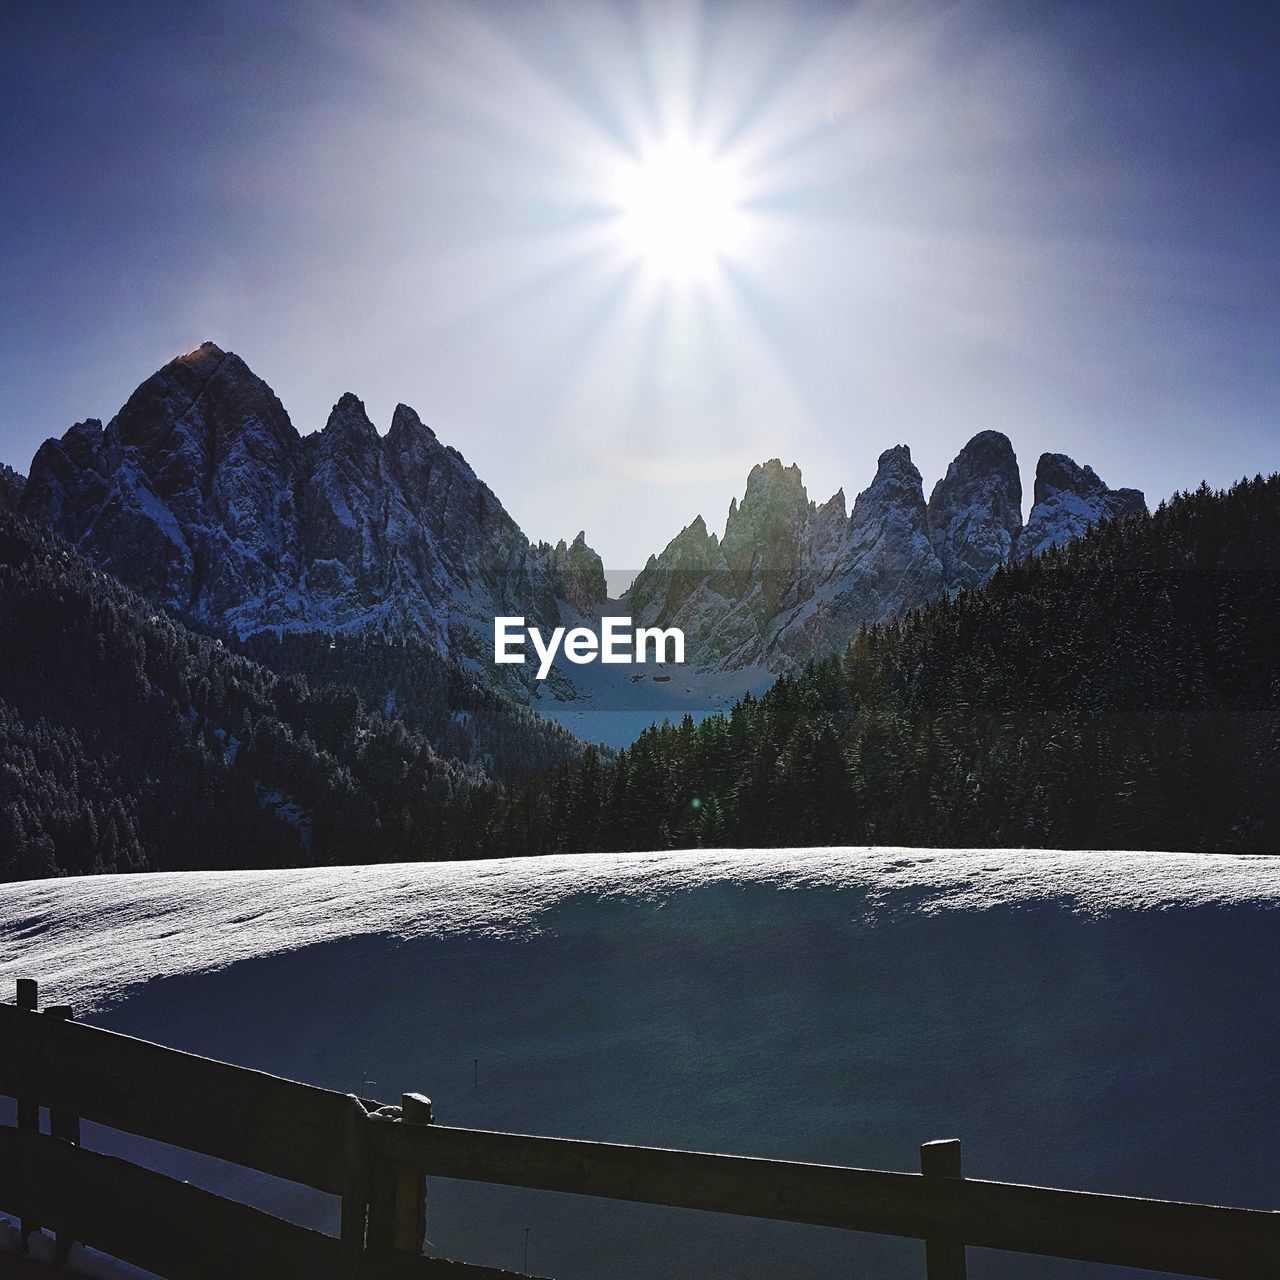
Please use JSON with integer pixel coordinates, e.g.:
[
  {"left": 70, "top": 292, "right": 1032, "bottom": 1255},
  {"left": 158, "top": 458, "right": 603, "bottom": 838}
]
[
  {"left": 0, "top": 512, "right": 502, "bottom": 879},
  {"left": 1, "top": 475, "right": 1277, "bottom": 880},
  {"left": 235, "top": 630, "right": 587, "bottom": 788},
  {"left": 452, "top": 475, "right": 1280, "bottom": 858}
]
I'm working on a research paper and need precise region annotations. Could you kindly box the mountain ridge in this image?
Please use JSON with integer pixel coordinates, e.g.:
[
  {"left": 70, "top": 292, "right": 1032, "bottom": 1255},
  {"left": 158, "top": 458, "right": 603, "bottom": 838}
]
[
  {"left": 19, "top": 343, "right": 605, "bottom": 696},
  {"left": 624, "top": 434, "right": 1146, "bottom": 672},
  {"left": 17, "top": 343, "right": 1147, "bottom": 689}
]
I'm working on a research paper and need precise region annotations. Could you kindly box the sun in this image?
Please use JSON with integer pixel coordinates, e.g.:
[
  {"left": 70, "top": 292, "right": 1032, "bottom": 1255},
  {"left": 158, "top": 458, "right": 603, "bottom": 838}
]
[{"left": 611, "top": 142, "right": 746, "bottom": 279}]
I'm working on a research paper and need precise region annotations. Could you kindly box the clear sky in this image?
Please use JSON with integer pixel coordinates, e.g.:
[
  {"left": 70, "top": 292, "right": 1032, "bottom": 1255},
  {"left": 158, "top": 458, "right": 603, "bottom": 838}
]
[{"left": 3, "top": 0, "right": 1278, "bottom": 572}]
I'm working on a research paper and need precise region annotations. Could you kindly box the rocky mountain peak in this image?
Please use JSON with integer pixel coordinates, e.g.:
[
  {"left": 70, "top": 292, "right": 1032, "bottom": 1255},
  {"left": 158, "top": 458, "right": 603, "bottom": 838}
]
[
  {"left": 638, "top": 512, "right": 714, "bottom": 561},
  {"left": 837, "top": 444, "right": 941, "bottom": 609},
  {"left": 624, "top": 509, "right": 737, "bottom": 648},
  {"left": 635, "top": 513, "right": 725, "bottom": 574},
  {"left": 733, "top": 459, "right": 807, "bottom": 530},
  {"left": 0, "top": 463, "right": 25, "bottom": 515},
  {"left": 722, "top": 458, "right": 809, "bottom": 581},
  {"left": 16, "top": 342, "right": 1153, "bottom": 703},
  {"left": 1032, "top": 453, "right": 1111, "bottom": 506},
  {"left": 385, "top": 402, "right": 448, "bottom": 498},
  {"left": 166, "top": 340, "right": 226, "bottom": 378},
  {"left": 957, "top": 430, "right": 1024, "bottom": 476},
  {"left": 553, "top": 531, "right": 608, "bottom": 615},
  {"left": 104, "top": 343, "right": 298, "bottom": 490},
  {"left": 744, "top": 457, "right": 804, "bottom": 499},
  {"left": 387, "top": 402, "right": 438, "bottom": 445},
  {"left": 19, "top": 420, "right": 107, "bottom": 538},
  {"left": 852, "top": 445, "right": 929, "bottom": 522},
  {"left": 927, "top": 430, "right": 1022, "bottom": 591},
  {"left": 64, "top": 417, "right": 106, "bottom": 451},
  {"left": 877, "top": 442, "right": 912, "bottom": 469},
  {"left": 807, "top": 488, "right": 849, "bottom": 564},
  {"left": 1021, "top": 453, "right": 1146, "bottom": 559},
  {"left": 319, "top": 393, "right": 380, "bottom": 447},
  {"left": 819, "top": 487, "right": 847, "bottom": 516},
  {"left": 179, "top": 339, "right": 225, "bottom": 360},
  {"left": 18, "top": 346, "right": 605, "bottom": 686}
]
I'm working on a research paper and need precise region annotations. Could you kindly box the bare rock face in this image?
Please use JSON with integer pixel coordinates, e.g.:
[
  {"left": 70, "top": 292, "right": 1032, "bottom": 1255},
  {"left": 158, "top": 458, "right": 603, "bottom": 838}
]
[
  {"left": 626, "top": 446, "right": 947, "bottom": 671},
  {"left": 625, "top": 435, "right": 1145, "bottom": 674},
  {"left": 23, "top": 344, "right": 302, "bottom": 619},
  {"left": 627, "top": 516, "right": 741, "bottom": 667},
  {"left": 721, "top": 460, "right": 810, "bottom": 607},
  {"left": 553, "top": 532, "right": 608, "bottom": 617},
  {"left": 1020, "top": 453, "right": 1146, "bottom": 559},
  {"left": 840, "top": 445, "right": 944, "bottom": 618},
  {"left": 927, "top": 430, "right": 1022, "bottom": 591},
  {"left": 21, "top": 419, "right": 108, "bottom": 536},
  {"left": 772, "top": 445, "right": 944, "bottom": 667},
  {"left": 0, "top": 464, "right": 27, "bottom": 515},
  {"left": 19, "top": 344, "right": 602, "bottom": 666}
]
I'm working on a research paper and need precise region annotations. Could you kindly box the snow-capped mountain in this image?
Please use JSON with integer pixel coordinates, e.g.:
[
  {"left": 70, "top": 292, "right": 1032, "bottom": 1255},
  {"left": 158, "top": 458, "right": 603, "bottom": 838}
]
[
  {"left": 927, "top": 429, "right": 1023, "bottom": 590},
  {"left": 19, "top": 343, "right": 605, "bottom": 677},
  {"left": 1018, "top": 452, "right": 1147, "bottom": 559},
  {"left": 623, "top": 433, "right": 1145, "bottom": 671},
  {"left": 16, "top": 343, "right": 1145, "bottom": 693}
]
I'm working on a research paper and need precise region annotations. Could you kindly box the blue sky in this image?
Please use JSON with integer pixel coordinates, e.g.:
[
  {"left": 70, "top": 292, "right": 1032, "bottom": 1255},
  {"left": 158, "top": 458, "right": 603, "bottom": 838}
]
[{"left": 3, "top": 0, "right": 1278, "bottom": 570}]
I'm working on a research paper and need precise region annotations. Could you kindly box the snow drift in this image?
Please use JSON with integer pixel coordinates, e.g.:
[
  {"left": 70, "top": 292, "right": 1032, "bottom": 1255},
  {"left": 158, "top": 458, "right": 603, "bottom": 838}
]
[{"left": 2, "top": 847, "right": 1278, "bottom": 1279}]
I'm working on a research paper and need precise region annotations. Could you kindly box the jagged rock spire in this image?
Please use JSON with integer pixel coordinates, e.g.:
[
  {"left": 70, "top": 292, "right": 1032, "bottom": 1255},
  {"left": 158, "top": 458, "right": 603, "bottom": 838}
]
[
  {"left": 927, "top": 430, "right": 1023, "bottom": 591},
  {"left": 1020, "top": 453, "right": 1146, "bottom": 559},
  {"left": 18, "top": 346, "right": 604, "bottom": 660}
]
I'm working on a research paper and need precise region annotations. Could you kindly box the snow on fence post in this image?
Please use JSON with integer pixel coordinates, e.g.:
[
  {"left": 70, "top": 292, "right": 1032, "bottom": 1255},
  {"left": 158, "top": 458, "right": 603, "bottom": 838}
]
[
  {"left": 15, "top": 979, "right": 40, "bottom": 1251},
  {"left": 394, "top": 1093, "right": 433, "bottom": 1254},
  {"left": 920, "top": 1139, "right": 966, "bottom": 1280},
  {"left": 46, "top": 1003, "right": 81, "bottom": 1266},
  {"left": 368, "top": 1092, "right": 434, "bottom": 1256}
]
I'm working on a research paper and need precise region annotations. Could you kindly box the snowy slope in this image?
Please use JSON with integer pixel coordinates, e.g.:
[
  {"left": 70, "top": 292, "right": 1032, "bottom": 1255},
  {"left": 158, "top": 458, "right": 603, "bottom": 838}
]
[{"left": 3, "top": 848, "right": 1279, "bottom": 1280}]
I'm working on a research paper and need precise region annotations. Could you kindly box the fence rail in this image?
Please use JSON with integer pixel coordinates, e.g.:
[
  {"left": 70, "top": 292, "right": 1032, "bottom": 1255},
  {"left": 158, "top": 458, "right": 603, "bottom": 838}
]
[
  {"left": 370, "top": 1123, "right": 1280, "bottom": 1276},
  {"left": 2, "top": 980, "right": 1278, "bottom": 1280},
  {"left": 0, "top": 996, "right": 348, "bottom": 1193},
  {"left": 0, "top": 1125, "right": 498, "bottom": 1280}
]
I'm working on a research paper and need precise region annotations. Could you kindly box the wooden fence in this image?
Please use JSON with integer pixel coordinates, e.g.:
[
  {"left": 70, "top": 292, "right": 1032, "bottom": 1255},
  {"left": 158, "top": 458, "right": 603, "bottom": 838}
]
[{"left": 1, "top": 979, "right": 1278, "bottom": 1279}]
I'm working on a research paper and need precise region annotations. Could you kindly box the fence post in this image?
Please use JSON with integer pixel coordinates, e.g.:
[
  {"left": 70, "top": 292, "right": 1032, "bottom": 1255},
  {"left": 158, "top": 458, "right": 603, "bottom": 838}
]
[
  {"left": 340, "top": 1096, "right": 370, "bottom": 1276},
  {"left": 46, "top": 1004, "right": 81, "bottom": 1266},
  {"left": 367, "top": 1092, "right": 433, "bottom": 1256},
  {"left": 921, "top": 1139, "right": 966, "bottom": 1280},
  {"left": 15, "top": 980, "right": 40, "bottom": 1252},
  {"left": 393, "top": 1093, "right": 433, "bottom": 1254}
]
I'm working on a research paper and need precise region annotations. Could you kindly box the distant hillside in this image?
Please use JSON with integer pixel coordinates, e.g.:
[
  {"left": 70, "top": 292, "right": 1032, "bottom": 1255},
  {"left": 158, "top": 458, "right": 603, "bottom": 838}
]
[
  {"left": 234, "top": 630, "right": 590, "bottom": 787},
  {"left": 467, "top": 476, "right": 1280, "bottom": 857},
  {"left": 0, "top": 511, "right": 504, "bottom": 879}
]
